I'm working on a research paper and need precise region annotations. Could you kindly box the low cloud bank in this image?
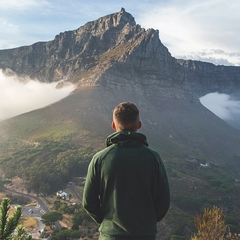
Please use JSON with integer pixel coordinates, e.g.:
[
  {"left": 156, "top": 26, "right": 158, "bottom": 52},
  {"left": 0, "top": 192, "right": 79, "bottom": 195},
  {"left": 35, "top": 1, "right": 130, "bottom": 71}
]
[
  {"left": 200, "top": 92, "right": 240, "bottom": 126},
  {"left": 0, "top": 69, "right": 75, "bottom": 121}
]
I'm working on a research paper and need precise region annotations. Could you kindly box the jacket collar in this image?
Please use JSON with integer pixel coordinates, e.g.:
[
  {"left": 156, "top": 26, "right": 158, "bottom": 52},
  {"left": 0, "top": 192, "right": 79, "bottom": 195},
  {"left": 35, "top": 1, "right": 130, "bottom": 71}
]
[{"left": 106, "top": 131, "right": 148, "bottom": 147}]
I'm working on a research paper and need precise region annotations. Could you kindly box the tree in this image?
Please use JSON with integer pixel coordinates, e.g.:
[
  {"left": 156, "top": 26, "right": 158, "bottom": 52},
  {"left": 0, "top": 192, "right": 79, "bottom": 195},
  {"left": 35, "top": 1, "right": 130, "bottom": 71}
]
[
  {"left": 0, "top": 198, "right": 21, "bottom": 240},
  {"left": 54, "top": 229, "right": 81, "bottom": 240},
  {"left": 0, "top": 198, "right": 32, "bottom": 240},
  {"left": 191, "top": 206, "right": 227, "bottom": 240},
  {"left": 41, "top": 211, "right": 63, "bottom": 229},
  {"left": 14, "top": 226, "right": 32, "bottom": 240},
  {"left": 72, "top": 204, "right": 92, "bottom": 228},
  {"left": 53, "top": 200, "right": 61, "bottom": 211}
]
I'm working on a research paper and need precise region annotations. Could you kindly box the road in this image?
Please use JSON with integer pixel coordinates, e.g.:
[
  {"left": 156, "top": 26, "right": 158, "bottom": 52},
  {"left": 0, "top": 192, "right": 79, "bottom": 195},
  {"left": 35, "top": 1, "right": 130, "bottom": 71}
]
[
  {"left": 4, "top": 187, "right": 62, "bottom": 231},
  {"left": 5, "top": 188, "right": 48, "bottom": 215},
  {"left": 67, "top": 185, "right": 82, "bottom": 203}
]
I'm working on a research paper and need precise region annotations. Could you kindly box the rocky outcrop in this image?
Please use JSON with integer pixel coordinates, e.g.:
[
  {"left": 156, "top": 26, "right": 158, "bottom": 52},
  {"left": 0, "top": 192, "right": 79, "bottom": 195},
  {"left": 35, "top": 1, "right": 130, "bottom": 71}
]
[
  {"left": 0, "top": 8, "right": 144, "bottom": 82},
  {"left": 177, "top": 60, "right": 240, "bottom": 97},
  {"left": 0, "top": 8, "right": 240, "bottom": 98}
]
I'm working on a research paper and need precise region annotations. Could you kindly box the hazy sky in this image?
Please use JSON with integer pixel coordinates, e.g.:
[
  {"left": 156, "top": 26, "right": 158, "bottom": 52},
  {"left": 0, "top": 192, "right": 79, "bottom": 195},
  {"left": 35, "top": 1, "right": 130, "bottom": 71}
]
[{"left": 0, "top": 0, "right": 239, "bottom": 66}]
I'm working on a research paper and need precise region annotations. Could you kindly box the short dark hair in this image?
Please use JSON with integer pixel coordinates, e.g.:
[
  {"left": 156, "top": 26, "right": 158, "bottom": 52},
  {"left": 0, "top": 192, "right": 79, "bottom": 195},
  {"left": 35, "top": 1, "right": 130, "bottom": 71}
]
[{"left": 113, "top": 102, "right": 139, "bottom": 127}]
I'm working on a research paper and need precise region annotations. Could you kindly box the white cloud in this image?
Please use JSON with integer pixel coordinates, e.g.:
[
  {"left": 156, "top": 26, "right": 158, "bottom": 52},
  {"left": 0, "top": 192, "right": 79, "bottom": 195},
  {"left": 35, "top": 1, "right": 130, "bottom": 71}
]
[
  {"left": 0, "top": 69, "right": 75, "bottom": 121},
  {"left": 200, "top": 92, "right": 240, "bottom": 120},
  {"left": 182, "top": 49, "right": 240, "bottom": 66},
  {"left": 0, "top": 0, "right": 49, "bottom": 11},
  {"left": 138, "top": 0, "right": 240, "bottom": 65}
]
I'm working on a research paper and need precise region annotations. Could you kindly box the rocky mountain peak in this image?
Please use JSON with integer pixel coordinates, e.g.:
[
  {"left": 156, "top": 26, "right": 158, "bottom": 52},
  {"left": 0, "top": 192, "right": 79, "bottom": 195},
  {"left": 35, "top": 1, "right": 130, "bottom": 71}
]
[
  {"left": 0, "top": 8, "right": 157, "bottom": 84},
  {"left": 0, "top": 9, "right": 240, "bottom": 99},
  {"left": 87, "top": 7, "right": 136, "bottom": 31}
]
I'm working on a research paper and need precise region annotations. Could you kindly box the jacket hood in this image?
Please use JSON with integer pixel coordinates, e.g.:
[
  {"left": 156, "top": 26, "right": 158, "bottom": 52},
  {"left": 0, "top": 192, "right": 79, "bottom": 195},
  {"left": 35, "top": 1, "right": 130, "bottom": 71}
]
[{"left": 106, "top": 131, "right": 148, "bottom": 147}]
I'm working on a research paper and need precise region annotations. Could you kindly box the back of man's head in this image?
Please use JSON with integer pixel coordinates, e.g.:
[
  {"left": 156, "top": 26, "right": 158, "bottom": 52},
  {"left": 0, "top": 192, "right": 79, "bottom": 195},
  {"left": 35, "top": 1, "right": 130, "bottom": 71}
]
[{"left": 113, "top": 102, "right": 141, "bottom": 131}]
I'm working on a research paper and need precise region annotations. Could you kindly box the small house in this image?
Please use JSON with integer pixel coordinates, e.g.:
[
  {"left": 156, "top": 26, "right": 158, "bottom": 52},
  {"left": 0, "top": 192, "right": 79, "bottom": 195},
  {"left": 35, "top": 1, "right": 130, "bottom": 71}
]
[{"left": 56, "top": 190, "right": 68, "bottom": 199}]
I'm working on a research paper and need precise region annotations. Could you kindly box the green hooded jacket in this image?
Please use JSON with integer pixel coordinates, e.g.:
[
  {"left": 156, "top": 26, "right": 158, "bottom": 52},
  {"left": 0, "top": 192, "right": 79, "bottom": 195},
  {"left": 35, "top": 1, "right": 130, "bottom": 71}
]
[{"left": 82, "top": 131, "right": 170, "bottom": 237}]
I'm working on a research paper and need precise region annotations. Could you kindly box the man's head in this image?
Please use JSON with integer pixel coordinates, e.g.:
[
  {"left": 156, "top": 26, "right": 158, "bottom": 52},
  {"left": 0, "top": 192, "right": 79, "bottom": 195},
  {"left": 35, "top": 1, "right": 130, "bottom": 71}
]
[{"left": 112, "top": 102, "right": 142, "bottom": 132}]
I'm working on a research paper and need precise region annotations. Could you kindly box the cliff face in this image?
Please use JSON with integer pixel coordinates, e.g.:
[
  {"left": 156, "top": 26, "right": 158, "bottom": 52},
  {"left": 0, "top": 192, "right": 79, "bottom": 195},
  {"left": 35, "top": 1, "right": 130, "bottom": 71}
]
[
  {"left": 177, "top": 60, "right": 240, "bottom": 97},
  {"left": 1, "top": 8, "right": 239, "bottom": 99},
  {"left": 0, "top": 8, "right": 146, "bottom": 82}
]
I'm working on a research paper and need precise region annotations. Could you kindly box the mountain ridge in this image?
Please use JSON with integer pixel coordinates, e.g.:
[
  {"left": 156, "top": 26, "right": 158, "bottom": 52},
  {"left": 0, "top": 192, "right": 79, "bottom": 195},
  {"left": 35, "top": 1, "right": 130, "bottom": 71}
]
[{"left": 1, "top": 8, "right": 239, "bottom": 99}]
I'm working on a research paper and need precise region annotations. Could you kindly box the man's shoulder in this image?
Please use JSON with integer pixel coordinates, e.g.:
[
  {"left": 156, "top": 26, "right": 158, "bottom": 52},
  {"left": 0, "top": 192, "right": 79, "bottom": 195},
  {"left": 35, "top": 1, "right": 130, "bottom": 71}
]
[
  {"left": 143, "top": 145, "right": 162, "bottom": 161},
  {"left": 92, "top": 145, "right": 115, "bottom": 160}
]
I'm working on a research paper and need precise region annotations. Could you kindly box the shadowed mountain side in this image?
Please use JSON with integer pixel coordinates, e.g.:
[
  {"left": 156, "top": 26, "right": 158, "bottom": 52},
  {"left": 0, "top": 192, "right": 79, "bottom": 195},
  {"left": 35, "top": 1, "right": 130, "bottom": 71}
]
[{"left": 1, "top": 86, "right": 240, "bottom": 164}]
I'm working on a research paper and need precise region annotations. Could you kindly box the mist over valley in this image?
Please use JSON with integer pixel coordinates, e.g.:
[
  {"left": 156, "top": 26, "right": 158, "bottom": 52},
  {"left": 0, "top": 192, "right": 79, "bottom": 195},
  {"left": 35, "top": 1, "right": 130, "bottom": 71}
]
[{"left": 0, "top": 69, "right": 75, "bottom": 121}]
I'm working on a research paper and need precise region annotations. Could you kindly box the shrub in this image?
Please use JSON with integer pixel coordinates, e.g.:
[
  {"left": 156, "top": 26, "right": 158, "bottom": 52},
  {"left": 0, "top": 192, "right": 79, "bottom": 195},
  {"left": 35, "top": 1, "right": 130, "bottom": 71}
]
[{"left": 191, "top": 206, "right": 226, "bottom": 240}]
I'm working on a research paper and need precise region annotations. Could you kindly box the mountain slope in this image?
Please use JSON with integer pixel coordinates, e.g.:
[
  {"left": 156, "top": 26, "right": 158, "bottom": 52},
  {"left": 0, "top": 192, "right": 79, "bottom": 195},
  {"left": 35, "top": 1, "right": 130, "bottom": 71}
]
[{"left": 1, "top": 86, "right": 240, "bottom": 238}]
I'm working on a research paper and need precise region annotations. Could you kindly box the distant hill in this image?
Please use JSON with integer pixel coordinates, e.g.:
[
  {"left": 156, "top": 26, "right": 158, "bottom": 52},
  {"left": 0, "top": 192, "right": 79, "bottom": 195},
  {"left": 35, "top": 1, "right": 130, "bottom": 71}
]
[{"left": 1, "top": 8, "right": 240, "bottom": 239}]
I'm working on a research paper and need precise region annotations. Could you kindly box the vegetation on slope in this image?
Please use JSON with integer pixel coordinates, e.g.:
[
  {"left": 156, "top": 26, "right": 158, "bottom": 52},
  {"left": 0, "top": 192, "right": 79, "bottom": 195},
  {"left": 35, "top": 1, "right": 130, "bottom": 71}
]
[
  {"left": 1, "top": 88, "right": 240, "bottom": 238},
  {"left": 0, "top": 138, "right": 93, "bottom": 195}
]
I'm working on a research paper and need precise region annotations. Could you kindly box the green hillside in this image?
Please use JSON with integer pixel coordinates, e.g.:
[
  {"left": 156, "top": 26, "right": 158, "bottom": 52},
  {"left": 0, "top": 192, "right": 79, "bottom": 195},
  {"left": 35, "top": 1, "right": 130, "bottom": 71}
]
[{"left": 1, "top": 86, "right": 240, "bottom": 238}]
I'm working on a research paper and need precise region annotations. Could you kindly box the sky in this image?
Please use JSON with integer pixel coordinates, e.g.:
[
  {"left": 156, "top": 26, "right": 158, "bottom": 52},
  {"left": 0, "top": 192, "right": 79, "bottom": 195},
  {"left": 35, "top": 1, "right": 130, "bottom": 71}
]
[
  {"left": 0, "top": 0, "right": 240, "bottom": 66},
  {"left": 0, "top": 0, "right": 240, "bottom": 122}
]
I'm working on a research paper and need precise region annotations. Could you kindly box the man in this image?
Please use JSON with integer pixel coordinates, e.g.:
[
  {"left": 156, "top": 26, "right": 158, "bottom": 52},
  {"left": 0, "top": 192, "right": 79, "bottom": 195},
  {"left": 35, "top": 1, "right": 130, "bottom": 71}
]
[{"left": 82, "top": 102, "right": 170, "bottom": 240}]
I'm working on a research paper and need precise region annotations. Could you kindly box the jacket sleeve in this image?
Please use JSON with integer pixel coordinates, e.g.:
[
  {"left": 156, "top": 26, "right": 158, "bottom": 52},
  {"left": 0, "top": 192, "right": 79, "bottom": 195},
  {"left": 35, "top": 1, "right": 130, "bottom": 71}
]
[
  {"left": 155, "top": 155, "right": 170, "bottom": 222},
  {"left": 82, "top": 156, "right": 102, "bottom": 224}
]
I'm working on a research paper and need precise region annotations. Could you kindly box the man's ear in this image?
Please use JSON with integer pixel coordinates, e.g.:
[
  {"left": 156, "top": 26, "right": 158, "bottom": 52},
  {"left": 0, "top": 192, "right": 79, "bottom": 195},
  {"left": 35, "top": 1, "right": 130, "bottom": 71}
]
[
  {"left": 138, "top": 120, "right": 142, "bottom": 129},
  {"left": 112, "top": 121, "right": 116, "bottom": 130}
]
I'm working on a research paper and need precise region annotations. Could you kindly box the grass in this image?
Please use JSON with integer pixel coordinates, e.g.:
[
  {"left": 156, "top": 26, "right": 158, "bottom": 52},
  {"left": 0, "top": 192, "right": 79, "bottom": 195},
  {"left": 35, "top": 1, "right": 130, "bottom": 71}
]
[
  {"left": 0, "top": 192, "right": 6, "bottom": 199},
  {"left": 60, "top": 214, "right": 72, "bottom": 229},
  {"left": 25, "top": 201, "right": 38, "bottom": 207},
  {"left": 7, "top": 205, "right": 36, "bottom": 230},
  {"left": 19, "top": 216, "right": 38, "bottom": 231}
]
